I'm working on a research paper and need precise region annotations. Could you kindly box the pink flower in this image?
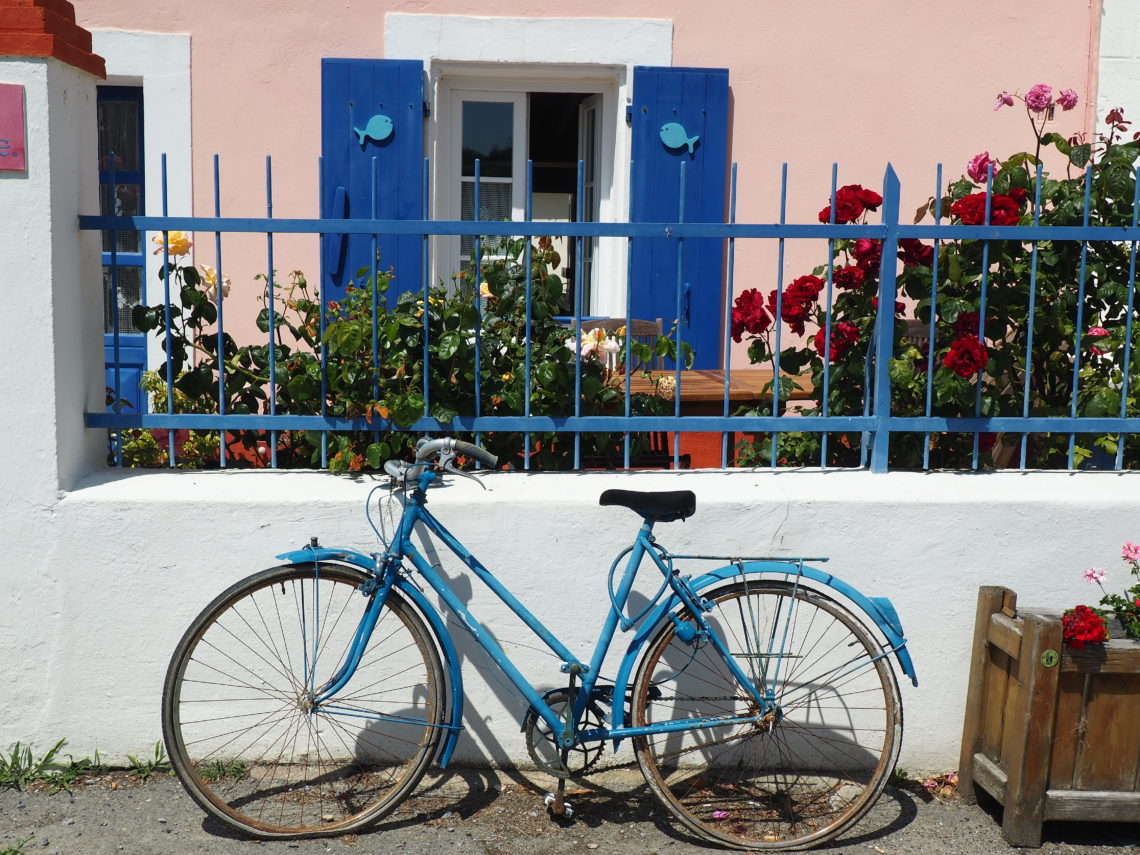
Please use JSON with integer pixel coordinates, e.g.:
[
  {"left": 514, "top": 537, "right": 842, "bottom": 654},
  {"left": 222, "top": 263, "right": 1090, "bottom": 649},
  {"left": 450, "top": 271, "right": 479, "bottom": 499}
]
[
  {"left": 1122, "top": 542, "right": 1140, "bottom": 562},
  {"left": 711, "top": 810, "right": 730, "bottom": 820},
  {"left": 967, "top": 152, "right": 999, "bottom": 184},
  {"left": 1084, "top": 567, "right": 1107, "bottom": 584},
  {"left": 994, "top": 91, "right": 1015, "bottom": 111},
  {"left": 1025, "top": 84, "right": 1054, "bottom": 113},
  {"left": 1088, "top": 326, "right": 1109, "bottom": 337},
  {"left": 1058, "top": 89, "right": 1079, "bottom": 111}
]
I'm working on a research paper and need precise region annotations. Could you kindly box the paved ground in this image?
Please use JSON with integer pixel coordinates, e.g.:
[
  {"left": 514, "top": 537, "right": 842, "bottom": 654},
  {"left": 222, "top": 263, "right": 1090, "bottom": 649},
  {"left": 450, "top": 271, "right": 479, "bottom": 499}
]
[{"left": 1, "top": 767, "right": 1137, "bottom": 855}]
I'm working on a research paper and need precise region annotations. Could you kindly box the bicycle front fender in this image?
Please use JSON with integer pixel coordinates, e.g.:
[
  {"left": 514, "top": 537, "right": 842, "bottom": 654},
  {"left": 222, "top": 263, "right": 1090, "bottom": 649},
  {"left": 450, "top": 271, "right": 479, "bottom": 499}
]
[
  {"left": 275, "top": 546, "right": 465, "bottom": 767},
  {"left": 609, "top": 561, "right": 918, "bottom": 740}
]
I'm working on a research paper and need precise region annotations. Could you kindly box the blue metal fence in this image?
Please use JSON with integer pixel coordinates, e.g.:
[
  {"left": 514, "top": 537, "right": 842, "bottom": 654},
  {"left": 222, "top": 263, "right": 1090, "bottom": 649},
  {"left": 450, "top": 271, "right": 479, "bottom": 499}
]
[{"left": 81, "top": 156, "right": 1140, "bottom": 472}]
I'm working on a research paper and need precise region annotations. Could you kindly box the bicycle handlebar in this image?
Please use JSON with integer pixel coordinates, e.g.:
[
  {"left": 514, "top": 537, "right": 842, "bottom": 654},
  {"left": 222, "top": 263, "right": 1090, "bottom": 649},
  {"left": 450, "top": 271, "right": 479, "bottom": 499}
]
[{"left": 414, "top": 437, "right": 498, "bottom": 469}]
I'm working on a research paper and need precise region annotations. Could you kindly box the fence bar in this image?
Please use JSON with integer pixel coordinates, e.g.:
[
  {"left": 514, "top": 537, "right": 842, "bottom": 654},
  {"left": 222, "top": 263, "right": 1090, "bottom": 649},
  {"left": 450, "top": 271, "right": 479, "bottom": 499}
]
[
  {"left": 623, "top": 161, "right": 636, "bottom": 470},
  {"left": 721, "top": 163, "right": 738, "bottom": 468},
  {"left": 212, "top": 155, "right": 228, "bottom": 468},
  {"left": 921, "top": 165, "right": 944, "bottom": 470},
  {"left": 869, "top": 165, "right": 901, "bottom": 472},
  {"left": 1117, "top": 166, "right": 1140, "bottom": 470},
  {"left": 1019, "top": 164, "right": 1045, "bottom": 469},
  {"left": 107, "top": 151, "right": 123, "bottom": 466},
  {"left": 422, "top": 157, "right": 432, "bottom": 431},
  {"left": 573, "top": 159, "right": 585, "bottom": 470},
  {"left": 473, "top": 158, "right": 483, "bottom": 451},
  {"left": 970, "top": 165, "right": 998, "bottom": 470},
  {"left": 523, "top": 159, "right": 533, "bottom": 469},
  {"left": 160, "top": 153, "right": 175, "bottom": 466},
  {"left": 820, "top": 164, "right": 839, "bottom": 468},
  {"left": 370, "top": 156, "right": 381, "bottom": 411},
  {"left": 770, "top": 164, "right": 788, "bottom": 468},
  {"left": 672, "top": 160, "right": 686, "bottom": 469},
  {"left": 317, "top": 155, "right": 329, "bottom": 469},
  {"left": 1067, "top": 165, "right": 1095, "bottom": 469},
  {"left": 265, "top": 156, "right": 279, "bottom": 468}
]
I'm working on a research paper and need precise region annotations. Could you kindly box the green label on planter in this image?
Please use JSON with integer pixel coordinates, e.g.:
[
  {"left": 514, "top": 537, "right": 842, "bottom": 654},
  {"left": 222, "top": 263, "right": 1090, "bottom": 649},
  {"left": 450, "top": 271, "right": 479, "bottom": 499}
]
[{"left": 1040, "top": 649, "right": 1059, "bottom": 668}]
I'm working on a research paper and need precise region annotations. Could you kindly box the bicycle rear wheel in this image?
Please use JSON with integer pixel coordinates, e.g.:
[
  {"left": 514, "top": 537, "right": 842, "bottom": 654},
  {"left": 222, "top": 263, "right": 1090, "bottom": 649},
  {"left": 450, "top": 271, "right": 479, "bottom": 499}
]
[
  {"left": 162, "top": 563, "right": 444, "bottom": 838},
  {"left": 631, "top": 580, "right": 901, "bottom": 850}
]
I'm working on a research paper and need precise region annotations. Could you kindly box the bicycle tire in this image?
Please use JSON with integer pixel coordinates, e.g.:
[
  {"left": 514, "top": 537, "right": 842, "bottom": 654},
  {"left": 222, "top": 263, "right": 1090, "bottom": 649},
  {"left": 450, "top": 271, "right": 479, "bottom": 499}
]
[
  {"left": 162, "top": 563, "right": 444, "bottom": 838},
  {"left": 631, "top": 579, "right": 902, "bottom": 850}
]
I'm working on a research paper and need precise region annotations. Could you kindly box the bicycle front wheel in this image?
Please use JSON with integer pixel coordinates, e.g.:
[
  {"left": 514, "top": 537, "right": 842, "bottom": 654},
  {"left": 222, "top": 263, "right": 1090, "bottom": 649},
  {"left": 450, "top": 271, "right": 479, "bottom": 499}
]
[
  {"left": 162, "top": 563, "right": 444, "bottom": 838},
  {"left": 631, "top": 580, "right": 902, "bottom": 850}
]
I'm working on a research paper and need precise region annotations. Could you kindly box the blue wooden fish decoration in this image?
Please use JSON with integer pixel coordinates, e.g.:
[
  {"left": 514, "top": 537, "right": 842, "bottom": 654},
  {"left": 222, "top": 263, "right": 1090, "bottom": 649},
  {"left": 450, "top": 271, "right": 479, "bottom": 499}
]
[
  {"left": 660, "top": 122, "right": 699, "bottom": 155},
  {"left": 354, "top": 114, "right": 393, "bottom": 146}
]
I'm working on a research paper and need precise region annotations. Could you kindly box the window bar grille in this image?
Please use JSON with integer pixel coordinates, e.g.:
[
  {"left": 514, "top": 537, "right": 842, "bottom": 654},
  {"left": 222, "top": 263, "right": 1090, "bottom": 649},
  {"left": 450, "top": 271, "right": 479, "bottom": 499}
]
[
  {"left": 770, "top": 164, "right": 788, "bottom": 468},
  {"left": 523, "top": 159, "right": 534, "bottom": 470},
  {"left": 422, "top": 157, "right": 432, "bottom": 433},
  {"left": 1066, "top": 165, "right": 1095, "bottom": 469},
  {"left": 473, "top": 158, "right": 483, "bottom": 453},
  {"left": 971, "top": 167, "right": 997, "bottom": 470},
  {"left": 160, "top": 153, "right": 175, "bottom": 466},
  {"left": 573, "top": 159, "right": 585, "bottom": 470},
  {"left": 265, "top": 155, "right": 279, "bottom": 468},
  {"left": 1018, "top": 163, "right": 1045, "bottom": 469},
  {"left": 672, "top": 160, "right": 686, "bottom": 470},
  {"left": 107, "top": 151, "right": 123, "bottom": 466},
  {"left": 721, "top": 163, "right": 739, "bottom": 469},
  {"left": 317, "top": 155, "right": 329, "bottom": 469},
  {"left": 212, "top": 155, "right": 228, "bottom": 468},
  {"left": 922, "top": 164, "right": 945, "bottom": 470},
  {"left": 1116, "top": 166, "right": 1140, "bottom": 470},
  {"left": 820, "top": 164, "right": 839, "bottom": 468}
]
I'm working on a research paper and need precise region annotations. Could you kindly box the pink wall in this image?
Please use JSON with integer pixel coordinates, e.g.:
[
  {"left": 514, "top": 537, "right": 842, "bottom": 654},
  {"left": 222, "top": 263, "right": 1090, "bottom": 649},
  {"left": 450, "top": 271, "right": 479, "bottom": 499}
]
[{"left": 76, "top": 0, "right": 1101, "bottom": 359}]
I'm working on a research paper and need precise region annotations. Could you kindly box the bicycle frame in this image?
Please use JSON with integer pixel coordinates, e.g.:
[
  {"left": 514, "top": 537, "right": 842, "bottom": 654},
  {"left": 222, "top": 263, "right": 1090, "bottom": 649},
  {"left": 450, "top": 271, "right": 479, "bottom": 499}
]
[{"left": 276, "top": 465, "right": 918, "bottom": 769}]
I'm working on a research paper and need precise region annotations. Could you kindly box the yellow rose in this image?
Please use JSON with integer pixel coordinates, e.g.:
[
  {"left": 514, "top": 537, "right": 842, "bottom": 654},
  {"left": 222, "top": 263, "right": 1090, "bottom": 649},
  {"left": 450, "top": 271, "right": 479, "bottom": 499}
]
[
  {"left": 199, "top": 265, "right": 231, "bottom": 302},
  {"left": 152, "top": 230, "right": 192, "bottom": 256}
]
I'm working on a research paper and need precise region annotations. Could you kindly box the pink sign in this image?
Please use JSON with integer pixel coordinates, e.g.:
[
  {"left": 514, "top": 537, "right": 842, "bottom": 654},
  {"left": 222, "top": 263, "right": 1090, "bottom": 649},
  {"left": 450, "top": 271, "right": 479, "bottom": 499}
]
[{"left": 0, "top": 83, "right": 27, "bottom": 172}]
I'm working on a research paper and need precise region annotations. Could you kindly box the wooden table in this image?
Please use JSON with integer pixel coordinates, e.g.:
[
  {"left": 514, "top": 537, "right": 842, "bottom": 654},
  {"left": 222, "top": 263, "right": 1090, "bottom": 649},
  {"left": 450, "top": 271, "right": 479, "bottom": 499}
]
[{"left": 622, "top": 368, "right": 812, "bottom": 416}]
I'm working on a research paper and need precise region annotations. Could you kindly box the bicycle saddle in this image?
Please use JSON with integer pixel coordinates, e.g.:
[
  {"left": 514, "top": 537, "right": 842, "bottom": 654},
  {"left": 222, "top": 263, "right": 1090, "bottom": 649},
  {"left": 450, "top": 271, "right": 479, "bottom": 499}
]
[{"left": 599, "top": 489, "right": 696, "bottom": 522}]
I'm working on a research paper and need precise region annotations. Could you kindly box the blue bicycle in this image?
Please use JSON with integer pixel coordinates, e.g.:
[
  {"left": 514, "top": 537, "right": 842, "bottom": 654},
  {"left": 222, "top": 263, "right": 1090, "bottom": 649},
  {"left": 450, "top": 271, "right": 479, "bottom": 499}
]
[{"left": 162, "top": 437, "right": 916, "bottom": 850}]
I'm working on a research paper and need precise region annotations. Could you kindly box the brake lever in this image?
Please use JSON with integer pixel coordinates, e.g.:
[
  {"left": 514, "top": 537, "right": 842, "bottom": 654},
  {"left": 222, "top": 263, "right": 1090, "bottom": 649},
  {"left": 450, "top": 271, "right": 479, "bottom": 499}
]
[{"left": 443, "top": 461, "right": 488, "bottom": 490}]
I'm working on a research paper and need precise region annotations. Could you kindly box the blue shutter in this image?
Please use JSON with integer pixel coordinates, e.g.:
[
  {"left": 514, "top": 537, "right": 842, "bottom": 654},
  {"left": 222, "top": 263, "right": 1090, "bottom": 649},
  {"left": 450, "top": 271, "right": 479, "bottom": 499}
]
[
  {"left": 630, "top": 66, "right": 729, "bottom": 369},
  {"left": 320, "top": 59, "right": 424, "bottom": 301}
]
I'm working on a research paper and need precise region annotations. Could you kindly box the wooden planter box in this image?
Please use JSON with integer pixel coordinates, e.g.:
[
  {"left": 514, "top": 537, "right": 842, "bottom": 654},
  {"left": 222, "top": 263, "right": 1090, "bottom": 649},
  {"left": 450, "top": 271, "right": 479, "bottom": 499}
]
[{"left": 958, "top": 586, "right": 1140, "bottom": 846}]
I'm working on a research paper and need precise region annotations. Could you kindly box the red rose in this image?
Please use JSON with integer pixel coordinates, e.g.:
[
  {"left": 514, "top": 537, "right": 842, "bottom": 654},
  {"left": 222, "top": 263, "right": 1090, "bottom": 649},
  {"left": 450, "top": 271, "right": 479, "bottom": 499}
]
[
  {"left": 871, "top": 297, "right": 906, "bottom": 315},
  {"left": 833, "top": 265, "right": 866, "bottom": 291},
  {"left": 898, "top": 238, "right": 934, "bottom": 267},
  {"left": 952, "top": 311, "right": 980, "bottom": 340},
  {"left": 852, "top": 238, "right": 882, "bottom": 272},
  {"left": 950, "top": 192, "right": 1020, "bottom": 226},
  {"left": 943, "top": 337, "right": 989, "bottom": 377},
  {"left": 730, "top": 288, "right": 772, "bottom": 343},
  {"left": 786, "top": 274, "right": 824, "bottom": 303},
  {"left": 812, "top": 321, "right": 861, "bottom": 362},
  {"left": 818, "top": 185, "right": 876, "bottom": 224}
]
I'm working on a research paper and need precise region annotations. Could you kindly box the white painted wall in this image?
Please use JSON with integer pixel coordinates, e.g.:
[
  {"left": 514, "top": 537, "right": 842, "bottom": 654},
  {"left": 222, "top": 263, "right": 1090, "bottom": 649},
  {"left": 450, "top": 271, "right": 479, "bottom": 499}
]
[
  {"left": 4, "top": 466, "right": 1140, "bottom": 775},
  {"left": 1098, "top": 0, "right": 1140, "bottom": 127}
]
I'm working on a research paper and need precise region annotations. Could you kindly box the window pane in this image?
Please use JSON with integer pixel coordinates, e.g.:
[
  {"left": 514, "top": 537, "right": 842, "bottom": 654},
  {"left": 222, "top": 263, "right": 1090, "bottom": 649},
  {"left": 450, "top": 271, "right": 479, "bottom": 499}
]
[
  {"left": 97, "top": 100, "right": 142, "bottom": 172},
  {"left": 462, "top": 101, "right": 513, "bottom": 178},
  {"left": 103, "top": 265, "right": 143, "bottom": 335},
  {"left": 100, "top": 183, "right": 143, "bottom": 252},
  {"left": 461, "top": 179, "right": 514, "bottom": 267}
]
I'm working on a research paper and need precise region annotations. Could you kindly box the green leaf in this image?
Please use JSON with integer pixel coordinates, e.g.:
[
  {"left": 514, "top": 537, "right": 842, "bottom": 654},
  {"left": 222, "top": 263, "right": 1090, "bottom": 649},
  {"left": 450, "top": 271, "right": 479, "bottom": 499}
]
[
  {"left": 437, "top": 330, "right": 461, "bottom": 360},
  {"left": 182, "top": 266, "right": 201, "bottom": 287},
  {"left": 391, "top": 393, "right": 425, "bottom": 427},
  {"left": 1069, "top": 144, "right": 1092, "bottom": 169}
]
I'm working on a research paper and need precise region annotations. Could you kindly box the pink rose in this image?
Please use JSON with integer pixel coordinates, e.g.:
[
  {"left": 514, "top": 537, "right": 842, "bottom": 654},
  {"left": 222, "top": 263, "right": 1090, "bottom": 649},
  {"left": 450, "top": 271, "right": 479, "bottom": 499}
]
[
  {"left": 967, "top": 152, "right": 999, "bottom": 184},
  {"left": 993, "top": 91, "right": 1015, "bottom": 111},
  {"left": 1025, "top": 84, "right": 1053, "bottom": 113},
  {"left": 1058, "top": 89, "right": 1079, "bottom": 111}
]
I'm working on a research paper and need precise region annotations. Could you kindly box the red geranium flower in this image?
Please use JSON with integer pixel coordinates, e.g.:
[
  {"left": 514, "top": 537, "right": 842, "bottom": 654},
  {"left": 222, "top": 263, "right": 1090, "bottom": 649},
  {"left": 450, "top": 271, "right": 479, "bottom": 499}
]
[
  {"left": 950, "top": 192, "right": 1020, "bottom": 226},
  {"left": 812, "top": 321, "right": 860, "bottom": 362},
  {"left": 1061, "top": 605, "right": 1108, "bottom": 649},
  {"left": 944, "top": 337, "right": 989, "bottom": 377}
]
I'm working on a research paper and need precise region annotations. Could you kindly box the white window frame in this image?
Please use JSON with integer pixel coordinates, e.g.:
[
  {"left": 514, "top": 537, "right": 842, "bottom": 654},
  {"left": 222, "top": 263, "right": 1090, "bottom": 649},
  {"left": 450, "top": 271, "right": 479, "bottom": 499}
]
[{"left": 385, "top": 13, "right": 673, "bottom": 316}]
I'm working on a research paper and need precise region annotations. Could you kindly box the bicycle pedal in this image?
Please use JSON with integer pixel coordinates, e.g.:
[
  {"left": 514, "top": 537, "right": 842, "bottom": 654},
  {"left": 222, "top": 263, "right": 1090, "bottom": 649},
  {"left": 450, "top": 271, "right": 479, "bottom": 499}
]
[{"left": 543, "top": 792, "right": 573, "bottom": 819}]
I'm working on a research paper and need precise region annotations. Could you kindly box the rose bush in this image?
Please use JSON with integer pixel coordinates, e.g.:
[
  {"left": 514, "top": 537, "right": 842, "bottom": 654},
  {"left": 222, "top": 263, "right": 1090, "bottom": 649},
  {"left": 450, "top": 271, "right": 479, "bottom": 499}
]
[{"left": 735, "top": 84, "right": 1140, "bottom": 469}]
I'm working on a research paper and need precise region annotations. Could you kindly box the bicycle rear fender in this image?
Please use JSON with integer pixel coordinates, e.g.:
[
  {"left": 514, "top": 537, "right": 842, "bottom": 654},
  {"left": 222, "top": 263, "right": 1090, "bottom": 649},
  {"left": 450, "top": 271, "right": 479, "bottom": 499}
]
[
  {"left": 275, "top": 546, "right": 465, "bottom": 767},
  {"left": 609, "top": 561, "right": 918, "bottom": 738}
]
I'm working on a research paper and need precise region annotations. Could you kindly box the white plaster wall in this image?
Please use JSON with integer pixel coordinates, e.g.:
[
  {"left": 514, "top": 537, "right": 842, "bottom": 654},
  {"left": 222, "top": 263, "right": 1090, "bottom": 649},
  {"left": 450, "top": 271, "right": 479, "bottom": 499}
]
[
  {"left": 1098, "top": 0, "right": 1140, "bottom": 127},
  {"left": 3, "top": 467, "right": 1138, "bottom": 774}
]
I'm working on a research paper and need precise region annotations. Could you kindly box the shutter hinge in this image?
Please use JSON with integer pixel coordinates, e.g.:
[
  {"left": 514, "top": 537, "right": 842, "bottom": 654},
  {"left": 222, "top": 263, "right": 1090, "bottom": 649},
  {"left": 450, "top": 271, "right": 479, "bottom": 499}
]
[
  {"left": 423, "top": 100, "right": 431, "bottom": 118},
  {"left": 625, "top": 105, "right": 633, "bottom": 125}
]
